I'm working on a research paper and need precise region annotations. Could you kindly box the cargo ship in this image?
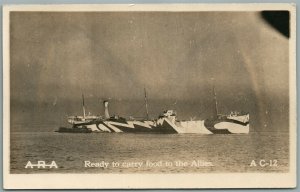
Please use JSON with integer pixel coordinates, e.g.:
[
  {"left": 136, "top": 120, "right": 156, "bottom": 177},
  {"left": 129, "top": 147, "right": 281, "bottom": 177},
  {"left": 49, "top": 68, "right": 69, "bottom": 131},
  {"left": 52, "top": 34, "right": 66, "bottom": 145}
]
[{"left": 57, "top": 86, "right": 249, "bottom": 134}]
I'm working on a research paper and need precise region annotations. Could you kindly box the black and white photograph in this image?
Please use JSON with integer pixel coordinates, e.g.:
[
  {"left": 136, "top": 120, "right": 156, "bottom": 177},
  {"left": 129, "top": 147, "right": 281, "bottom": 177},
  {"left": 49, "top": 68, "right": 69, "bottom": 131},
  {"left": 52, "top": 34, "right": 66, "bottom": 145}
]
[{"left": 3, "top": 4, "right": 296, "bottom": 189}]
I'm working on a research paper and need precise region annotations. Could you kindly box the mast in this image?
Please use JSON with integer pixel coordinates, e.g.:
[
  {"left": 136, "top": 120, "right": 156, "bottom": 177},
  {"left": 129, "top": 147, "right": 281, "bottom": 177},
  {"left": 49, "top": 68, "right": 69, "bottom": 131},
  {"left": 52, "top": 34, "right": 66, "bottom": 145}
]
[
  {"left": 212, "top": 78, "right": 219, "bottom": 117},
  {"left": 144, "top": 88, "right": 149, "bottom": 120},
  {"left": 82, "top": 94, "right": 86, "bottom": 120}
]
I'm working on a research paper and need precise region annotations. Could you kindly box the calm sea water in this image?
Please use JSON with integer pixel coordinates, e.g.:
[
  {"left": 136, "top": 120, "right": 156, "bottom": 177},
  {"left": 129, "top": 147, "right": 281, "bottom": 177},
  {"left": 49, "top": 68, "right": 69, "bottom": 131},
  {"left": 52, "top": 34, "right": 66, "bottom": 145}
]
[{"left": 10, "top": 131, "right": 289, "bottom": 173}]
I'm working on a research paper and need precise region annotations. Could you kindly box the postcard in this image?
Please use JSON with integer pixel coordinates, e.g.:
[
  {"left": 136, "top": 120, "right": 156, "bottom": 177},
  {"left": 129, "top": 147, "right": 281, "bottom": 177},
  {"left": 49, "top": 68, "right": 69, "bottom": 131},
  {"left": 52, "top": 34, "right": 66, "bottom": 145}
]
[{"left": 3, "top": 4, "right": 296, "bottom": 189}]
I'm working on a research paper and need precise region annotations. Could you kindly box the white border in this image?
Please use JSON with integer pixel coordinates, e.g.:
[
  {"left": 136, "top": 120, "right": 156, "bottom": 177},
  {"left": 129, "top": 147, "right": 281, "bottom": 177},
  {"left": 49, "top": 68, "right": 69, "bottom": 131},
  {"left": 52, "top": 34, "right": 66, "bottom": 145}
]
[
  {"left": 1, "top": 3, "right": 296, "bottom": 12},
  {"left": 3, "top": 4, "right": 297, "bottom": 189}
]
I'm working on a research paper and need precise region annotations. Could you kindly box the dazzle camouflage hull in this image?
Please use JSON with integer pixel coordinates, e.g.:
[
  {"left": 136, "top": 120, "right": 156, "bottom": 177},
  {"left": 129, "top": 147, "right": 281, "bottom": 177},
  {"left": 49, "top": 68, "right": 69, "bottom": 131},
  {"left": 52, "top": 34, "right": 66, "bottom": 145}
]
[{"left": 59, "top": 112, "right": 249, "bottom": 134}]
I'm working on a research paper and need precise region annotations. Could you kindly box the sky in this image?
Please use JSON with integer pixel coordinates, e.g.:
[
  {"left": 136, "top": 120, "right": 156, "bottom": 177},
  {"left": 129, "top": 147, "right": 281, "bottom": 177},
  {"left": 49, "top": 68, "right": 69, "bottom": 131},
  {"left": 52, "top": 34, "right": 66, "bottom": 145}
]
[{"left": 9, "top": 11, "right": 290, "bottom": 132}]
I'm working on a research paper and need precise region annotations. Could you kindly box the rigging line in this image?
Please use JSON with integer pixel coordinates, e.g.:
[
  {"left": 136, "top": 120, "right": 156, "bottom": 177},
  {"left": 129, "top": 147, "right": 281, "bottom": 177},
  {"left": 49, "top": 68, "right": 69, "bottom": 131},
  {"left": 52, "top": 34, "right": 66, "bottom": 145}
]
[{"left": 129, "top": 103, "right": 148, "bottom": 118}]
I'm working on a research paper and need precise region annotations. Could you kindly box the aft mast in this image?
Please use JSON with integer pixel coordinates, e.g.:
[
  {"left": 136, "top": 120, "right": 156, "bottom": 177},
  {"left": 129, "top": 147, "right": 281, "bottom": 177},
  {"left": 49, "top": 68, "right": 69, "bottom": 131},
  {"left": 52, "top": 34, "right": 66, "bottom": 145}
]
[
  {"left": 212, "top": 78, "right": 219, "bottom": 117},
  {"left": 144, "top": 88, "right": 149, "bottom": 120}
]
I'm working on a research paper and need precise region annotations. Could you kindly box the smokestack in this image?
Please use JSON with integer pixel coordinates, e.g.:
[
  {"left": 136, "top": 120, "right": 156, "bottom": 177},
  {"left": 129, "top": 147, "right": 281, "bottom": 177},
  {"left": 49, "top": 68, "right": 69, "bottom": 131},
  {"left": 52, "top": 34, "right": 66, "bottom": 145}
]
[{"left": 103, "top": 101, "right": 110, "bottom": 119}]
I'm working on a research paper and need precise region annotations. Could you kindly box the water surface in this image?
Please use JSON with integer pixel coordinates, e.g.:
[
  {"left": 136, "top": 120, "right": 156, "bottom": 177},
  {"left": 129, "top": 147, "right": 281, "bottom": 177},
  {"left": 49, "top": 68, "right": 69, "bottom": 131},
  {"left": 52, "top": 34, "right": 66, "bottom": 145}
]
[{"left": 10, "top": 130, "right": 289, "bottom": 173}]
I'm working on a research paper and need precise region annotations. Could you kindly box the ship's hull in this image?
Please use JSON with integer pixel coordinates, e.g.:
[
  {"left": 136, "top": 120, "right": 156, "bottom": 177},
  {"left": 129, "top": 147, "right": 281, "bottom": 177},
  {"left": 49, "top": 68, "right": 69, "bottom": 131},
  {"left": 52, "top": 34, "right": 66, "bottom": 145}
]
[
  {"left": 56, "top": 127, "right": 92, "bottom": 133},
  {"left": 204, "top": 117, "right": 249, "bottom": 134},
  {"left": 69, "top": 117, "right": 249, "bottom": 134}
]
